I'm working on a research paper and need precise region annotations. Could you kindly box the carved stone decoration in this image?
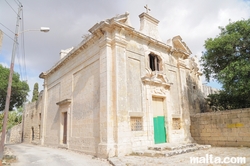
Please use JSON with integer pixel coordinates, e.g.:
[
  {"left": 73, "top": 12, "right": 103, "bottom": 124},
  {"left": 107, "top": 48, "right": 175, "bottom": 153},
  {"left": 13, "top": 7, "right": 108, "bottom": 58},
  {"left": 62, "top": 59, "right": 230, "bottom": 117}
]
[
  {"left": 141, "top": 72, "right": 171, "bottom": 89},
  {"left": 151, "top": 87, "right": 167, "bottom": 95}
]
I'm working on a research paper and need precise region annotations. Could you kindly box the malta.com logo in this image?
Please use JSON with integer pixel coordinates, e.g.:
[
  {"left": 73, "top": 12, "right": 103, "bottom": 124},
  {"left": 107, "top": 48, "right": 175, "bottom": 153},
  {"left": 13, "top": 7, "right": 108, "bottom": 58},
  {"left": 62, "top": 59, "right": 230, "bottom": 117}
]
[{"left": 190, "top": 154, "right": 246, "bottom": 164}]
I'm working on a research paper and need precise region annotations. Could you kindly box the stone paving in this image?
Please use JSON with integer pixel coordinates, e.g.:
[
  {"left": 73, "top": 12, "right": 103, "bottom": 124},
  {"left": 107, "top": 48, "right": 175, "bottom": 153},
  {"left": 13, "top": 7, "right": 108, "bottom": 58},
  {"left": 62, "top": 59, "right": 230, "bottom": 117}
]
[
  {"left": 109, "top": 147, "right": 250, "bottom": 166},
  {"left": 132, "top": 143, "right": 211, "bottom": 157}
]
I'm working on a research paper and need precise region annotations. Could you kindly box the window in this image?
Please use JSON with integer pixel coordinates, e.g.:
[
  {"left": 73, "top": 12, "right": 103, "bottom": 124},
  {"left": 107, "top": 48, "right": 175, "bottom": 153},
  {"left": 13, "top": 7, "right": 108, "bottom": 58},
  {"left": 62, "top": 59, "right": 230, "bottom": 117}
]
[
  {"left": 172, "top": 118, "right": 181, "bottom": 130},
  {"left": 149, "top": 54, "right": 160, "bottom": 71},
  {"left": 131, "top": 117, "right": 143, "bottom": 131}
]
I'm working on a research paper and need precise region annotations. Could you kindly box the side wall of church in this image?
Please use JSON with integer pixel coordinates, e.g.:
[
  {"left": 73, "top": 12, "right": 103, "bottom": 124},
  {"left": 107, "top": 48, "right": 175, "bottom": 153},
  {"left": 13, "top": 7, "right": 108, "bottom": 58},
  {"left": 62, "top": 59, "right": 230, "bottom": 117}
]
[{"left": 43, "top": 39, "right": 101, "bottom": 155}]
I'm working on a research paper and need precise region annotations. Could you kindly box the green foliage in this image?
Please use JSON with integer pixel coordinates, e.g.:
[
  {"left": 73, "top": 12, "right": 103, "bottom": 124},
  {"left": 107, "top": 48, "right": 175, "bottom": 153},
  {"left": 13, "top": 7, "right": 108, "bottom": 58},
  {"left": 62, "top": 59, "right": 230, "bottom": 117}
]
[
  {"left": 0, "top": 107, "right": 23, "bottom": 131},
  {"left": 201, "top": 19, "right": 250, "bottom": 109},
  {"left": 206, "top": 91, "right": 250, "bottom": 111},
  {"left": 0, "top": 64, "right": 29, "bottom": 111},
  {"left": 31, "top": 83, "right": 39, "bottom": 102}
]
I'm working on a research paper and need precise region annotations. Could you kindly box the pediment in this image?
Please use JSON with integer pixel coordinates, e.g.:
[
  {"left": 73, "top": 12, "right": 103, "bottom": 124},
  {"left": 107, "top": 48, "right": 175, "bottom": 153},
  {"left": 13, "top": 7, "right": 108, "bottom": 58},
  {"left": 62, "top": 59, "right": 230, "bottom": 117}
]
[
  {"left": 112, "top": 12, "right": 131, "bottom": 26},
  {"left": 172, "top": 35, "right": 192, "bottom": 59},
  {"left": 141, "top": 72, "right": 171, "bottom": 89}
]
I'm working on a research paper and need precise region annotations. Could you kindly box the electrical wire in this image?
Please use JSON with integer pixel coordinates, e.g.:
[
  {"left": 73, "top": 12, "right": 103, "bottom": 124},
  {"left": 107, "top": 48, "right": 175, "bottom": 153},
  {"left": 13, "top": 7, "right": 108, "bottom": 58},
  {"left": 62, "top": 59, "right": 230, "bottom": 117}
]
[
  {"left": 0, "top": 22, "right": 15, "bottom": 34},
  {"left": 3, "top": 0, "right": 26, "bottom": 84},
  {"left": 15, "top": 0, "right": 22, "bottom": 6},
  {"left": 20, "top": 10, "right": 27, "bottom": 82},
  {"left": 13, "top": 0, "right": 21, "bottom": 6},
  {"left": 0, "top": 29, "right": 16, "bottom": 43},
  {"left": 16, "top": 40, "right": 23, "bottom": 81},
  {"left": 4, "top": 0, "right": 20, "bottom": 18}
]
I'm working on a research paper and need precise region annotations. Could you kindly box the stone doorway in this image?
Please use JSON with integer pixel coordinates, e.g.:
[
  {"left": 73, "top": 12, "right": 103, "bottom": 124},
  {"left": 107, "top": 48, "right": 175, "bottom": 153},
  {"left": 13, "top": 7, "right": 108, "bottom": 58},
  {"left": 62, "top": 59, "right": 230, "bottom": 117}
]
[
  {"left": 152, "top": 97, "right": 166, "bottom": 144},
  {"left": 31, "top": 127, "right": 34, "bottom": 141},
  {"left": 62, "top": 112, "right": 67, "bottom": 144}
]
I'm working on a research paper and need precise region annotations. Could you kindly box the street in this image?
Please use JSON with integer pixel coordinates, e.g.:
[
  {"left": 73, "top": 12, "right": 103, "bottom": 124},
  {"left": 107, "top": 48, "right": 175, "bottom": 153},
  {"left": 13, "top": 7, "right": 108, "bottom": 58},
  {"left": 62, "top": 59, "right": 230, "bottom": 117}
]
[
  {"left": 7, "top": 144, "right": 110, "bottom": 166},
  {"left": 6, "top": 143, "right": 250, "bottom": 166}
]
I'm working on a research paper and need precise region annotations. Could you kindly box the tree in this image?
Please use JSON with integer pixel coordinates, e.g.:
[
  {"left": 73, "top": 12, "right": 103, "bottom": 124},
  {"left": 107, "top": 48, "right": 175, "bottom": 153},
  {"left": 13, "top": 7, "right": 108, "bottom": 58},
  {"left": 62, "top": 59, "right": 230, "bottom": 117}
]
[
  {"left": 201, "top": 19, "right": 250, "bottom": 109},
  {"left": 0, "top": 64, "right": 29, "bottom": 111},
  {"left": 0, "top": 107, "right": 23, "bottom": 131},
  {"left": 31, "top": 83, "right": 39, "bottom": 102}
]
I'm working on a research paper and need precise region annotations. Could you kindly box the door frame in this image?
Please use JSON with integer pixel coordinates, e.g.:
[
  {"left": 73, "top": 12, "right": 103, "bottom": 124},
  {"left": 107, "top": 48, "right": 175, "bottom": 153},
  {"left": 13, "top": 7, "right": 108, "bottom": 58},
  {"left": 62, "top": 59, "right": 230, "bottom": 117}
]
[{"left": 151, "top": 95, "right": 168, "bottom": 144}]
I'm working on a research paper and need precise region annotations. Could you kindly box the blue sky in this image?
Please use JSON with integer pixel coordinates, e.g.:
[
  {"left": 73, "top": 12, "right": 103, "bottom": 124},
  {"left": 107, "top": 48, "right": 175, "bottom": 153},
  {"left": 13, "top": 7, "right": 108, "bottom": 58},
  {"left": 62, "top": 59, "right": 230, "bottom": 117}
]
[{"left": 1, "top": 0, "right": 250, "bottom": 100}]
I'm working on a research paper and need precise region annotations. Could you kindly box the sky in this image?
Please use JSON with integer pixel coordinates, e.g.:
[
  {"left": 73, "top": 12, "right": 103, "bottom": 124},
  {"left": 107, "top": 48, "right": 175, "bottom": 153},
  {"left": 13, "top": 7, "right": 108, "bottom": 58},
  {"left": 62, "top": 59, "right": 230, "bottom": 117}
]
[{"left": 1, "top": 0, "right": 250, "bottom": 101}]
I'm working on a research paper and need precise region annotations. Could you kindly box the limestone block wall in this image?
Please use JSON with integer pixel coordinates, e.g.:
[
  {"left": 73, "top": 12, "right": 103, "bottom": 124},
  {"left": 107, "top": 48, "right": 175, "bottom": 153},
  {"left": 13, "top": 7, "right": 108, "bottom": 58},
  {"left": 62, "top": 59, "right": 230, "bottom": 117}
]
[
  {"left": 190, "top": 108, "right": 250, "bottom": 147},
  {"left": 70, "top": 59, "right": 100, "bottom": 154},
  {"left": 6, "top": 124, "right": 22, "bottom": 144},
  {"left": 44, "top": 83, "right": 60, "bottom": 145},
  {"left": 23, "top": 98, "right": 42, "bottom": 144},
  {"left": 43, "top": 41, "right": 101, "bottom": 155}
]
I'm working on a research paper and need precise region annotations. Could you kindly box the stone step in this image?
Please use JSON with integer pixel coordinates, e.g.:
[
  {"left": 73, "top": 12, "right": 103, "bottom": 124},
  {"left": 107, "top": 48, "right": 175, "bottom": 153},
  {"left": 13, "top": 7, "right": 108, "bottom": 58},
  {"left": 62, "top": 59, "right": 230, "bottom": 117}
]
[
  {"left": 148, "top": 143, "right": 197, "bottom": 151},
  {"left": 133, "top": 144, "right": 211, "bottom": 157}
]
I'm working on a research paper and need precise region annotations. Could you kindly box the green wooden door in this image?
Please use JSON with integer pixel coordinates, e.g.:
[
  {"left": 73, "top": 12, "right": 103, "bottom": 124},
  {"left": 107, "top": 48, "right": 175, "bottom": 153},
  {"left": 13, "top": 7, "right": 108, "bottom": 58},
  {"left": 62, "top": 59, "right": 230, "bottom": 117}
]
[
  {"left": 152, "top": 97, "right": 167, "bottom": 144},
  {"left": 153, "top": 116, "right": 166, "bottom": 144}
]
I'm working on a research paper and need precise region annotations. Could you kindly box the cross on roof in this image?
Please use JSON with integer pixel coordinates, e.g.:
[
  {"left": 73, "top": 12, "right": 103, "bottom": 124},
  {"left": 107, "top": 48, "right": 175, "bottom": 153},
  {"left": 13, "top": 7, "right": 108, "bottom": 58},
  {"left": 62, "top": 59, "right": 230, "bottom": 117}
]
[{"left": 144, "top": 4, "right": 151, "bottom": 13}]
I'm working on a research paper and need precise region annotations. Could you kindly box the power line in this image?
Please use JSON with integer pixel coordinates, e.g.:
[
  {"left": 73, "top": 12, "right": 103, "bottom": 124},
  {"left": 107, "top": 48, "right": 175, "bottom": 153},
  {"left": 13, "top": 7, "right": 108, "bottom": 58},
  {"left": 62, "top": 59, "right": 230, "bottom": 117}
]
[
  {"left": 0, "top": 22, "right": 15, "bottom": 34},
  {"left": 0, "top": 29, "right": 17, "bottom": 43},
  {"left": 16, "top": 42, "right": 23, "bottom": 81},
  {"left": 14, "top": 0, "right": 21, "bottom": 6},
  {"left": 15, "top": 0, "right": 22, "bottom": 6},
  {"left": 13, "top": 6, "right": 26, "bottom": 83},
  {"left": 4, "top": 0, "right": 21, "bottom": 18},
  {"left": 20, "top": 10, "right": 27, "bottom": 82}
]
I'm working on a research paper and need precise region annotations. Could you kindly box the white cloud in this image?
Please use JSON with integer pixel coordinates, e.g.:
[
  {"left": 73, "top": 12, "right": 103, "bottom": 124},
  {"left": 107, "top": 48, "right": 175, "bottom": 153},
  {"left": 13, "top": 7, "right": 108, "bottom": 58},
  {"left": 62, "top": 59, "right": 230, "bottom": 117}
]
[
  {"left": 0, "top": 62, "right": 9, "bottom": 68},
  {"left": 0, "top": 0, "right": 250, "bottom": 90}
]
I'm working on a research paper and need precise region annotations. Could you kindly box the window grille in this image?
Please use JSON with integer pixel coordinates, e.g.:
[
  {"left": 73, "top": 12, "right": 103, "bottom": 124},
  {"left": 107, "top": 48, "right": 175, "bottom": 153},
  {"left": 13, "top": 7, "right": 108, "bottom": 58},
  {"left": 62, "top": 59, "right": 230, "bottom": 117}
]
[
  {"left": 131, "top": 117, "right": 143, "bottom": 131},
  {"left": 172, "top": 118, "right": 181, "bottom": 130}
]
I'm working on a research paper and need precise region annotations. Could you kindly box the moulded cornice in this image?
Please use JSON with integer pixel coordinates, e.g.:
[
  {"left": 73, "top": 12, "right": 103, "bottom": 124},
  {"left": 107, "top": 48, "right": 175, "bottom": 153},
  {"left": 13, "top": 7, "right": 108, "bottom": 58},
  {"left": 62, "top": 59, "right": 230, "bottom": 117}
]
[
  {"left": 56, "top": 99, "right": 71, "bottom": 105},
  {"left": 41, "top": 12, "right": 172, "bottom": 78}
]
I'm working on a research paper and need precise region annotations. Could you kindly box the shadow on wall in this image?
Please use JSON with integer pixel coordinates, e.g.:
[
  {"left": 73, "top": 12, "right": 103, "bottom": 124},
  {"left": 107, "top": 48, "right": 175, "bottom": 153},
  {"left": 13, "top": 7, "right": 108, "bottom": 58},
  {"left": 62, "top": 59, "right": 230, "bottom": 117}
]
[{"left": 186, "top": 74, "right": 207, "bottom": 114}]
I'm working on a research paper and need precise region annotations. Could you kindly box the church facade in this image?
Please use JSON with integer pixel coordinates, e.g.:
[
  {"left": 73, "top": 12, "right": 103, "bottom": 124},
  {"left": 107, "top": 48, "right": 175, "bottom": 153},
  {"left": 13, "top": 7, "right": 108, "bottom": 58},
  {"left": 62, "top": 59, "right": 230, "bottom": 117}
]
[{"left": 36, "top": 11, "right": 204, "bottom": 158}]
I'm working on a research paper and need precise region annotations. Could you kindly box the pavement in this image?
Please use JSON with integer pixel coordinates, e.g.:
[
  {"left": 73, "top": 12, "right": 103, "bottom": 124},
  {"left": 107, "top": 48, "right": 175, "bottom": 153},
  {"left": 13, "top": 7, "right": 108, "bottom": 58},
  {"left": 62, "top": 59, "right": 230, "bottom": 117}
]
[
  {"left": 109, "top": 147, "right": 250, "bottom": 166},
  {"left": 6, "top": 143, "right": 111, "bottom": 166},
  {"left": 6, "top": 143, "right": 250, "bottom": 166}
]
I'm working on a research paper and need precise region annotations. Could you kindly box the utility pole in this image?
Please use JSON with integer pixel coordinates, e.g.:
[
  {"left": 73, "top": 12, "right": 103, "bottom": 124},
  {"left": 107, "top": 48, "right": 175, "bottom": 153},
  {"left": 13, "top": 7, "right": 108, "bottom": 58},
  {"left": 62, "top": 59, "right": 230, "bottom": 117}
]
[{"left": 0, "top": 4, "right": 23, "bottom": 165}]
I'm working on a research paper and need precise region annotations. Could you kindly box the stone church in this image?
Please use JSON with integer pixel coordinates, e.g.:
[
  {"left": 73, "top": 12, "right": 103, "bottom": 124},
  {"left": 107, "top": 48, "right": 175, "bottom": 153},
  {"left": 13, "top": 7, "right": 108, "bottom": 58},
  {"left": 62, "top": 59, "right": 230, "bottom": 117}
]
[{"left": 24, "top": 10, "right": 205, "bottom": 158}]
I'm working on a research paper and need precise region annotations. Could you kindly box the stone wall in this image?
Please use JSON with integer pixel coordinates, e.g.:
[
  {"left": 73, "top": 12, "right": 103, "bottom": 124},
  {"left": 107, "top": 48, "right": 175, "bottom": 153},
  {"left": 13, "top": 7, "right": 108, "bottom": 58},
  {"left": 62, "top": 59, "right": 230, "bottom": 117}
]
[
  {"left": 202, "top": 84, "right": 218, "bottom": 97},
  {"left": 5, "top": 124, "right": 22, "bottom": 144},
  {"left": 23, "top": 93, "right": 43, "bottom": 144},
  {"left": 190, "top": 108, "right": 250, "bottom": 147}
]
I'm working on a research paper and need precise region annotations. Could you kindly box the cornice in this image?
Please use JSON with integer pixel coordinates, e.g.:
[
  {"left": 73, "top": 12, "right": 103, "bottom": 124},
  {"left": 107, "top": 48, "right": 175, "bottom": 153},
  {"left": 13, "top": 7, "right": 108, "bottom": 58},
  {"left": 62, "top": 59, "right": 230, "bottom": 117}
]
[
  {"left": 56, "top": 99, "right": 71, "bottom": 105},
  {"left": 40, "top": 12, "right": 173, "bottom": 79}
]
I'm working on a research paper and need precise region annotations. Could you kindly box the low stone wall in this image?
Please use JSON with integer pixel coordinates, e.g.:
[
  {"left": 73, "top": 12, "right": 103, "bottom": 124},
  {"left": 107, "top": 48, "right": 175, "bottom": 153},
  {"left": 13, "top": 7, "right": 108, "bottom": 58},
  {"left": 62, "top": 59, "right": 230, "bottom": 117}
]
[
  {"left": 190, "top": 108, "right": 250, "bottom": 147},
  {"left": 6, "top": 124, "right": 22, "bottom": 144}
]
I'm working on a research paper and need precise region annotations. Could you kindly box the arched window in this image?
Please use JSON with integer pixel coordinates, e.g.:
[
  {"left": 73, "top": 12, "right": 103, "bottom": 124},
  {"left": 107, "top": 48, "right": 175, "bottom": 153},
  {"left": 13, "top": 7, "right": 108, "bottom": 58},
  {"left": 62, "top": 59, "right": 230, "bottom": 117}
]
[{"left": 149, "top": 53, "right": 160, "bottom": 71}]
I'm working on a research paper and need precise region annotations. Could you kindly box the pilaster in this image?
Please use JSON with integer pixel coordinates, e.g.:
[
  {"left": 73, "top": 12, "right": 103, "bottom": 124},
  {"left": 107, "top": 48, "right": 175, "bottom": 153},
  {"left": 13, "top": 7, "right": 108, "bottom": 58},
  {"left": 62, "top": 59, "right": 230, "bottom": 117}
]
[
  {"left": 98, "top": 33, "right": 116, "bottom": 158},
  {"left": 40, "top": 79, "right": 48, "bottom": 145},
  {"left": 112, "top": 29, "right": 131, "bottom": 156}
]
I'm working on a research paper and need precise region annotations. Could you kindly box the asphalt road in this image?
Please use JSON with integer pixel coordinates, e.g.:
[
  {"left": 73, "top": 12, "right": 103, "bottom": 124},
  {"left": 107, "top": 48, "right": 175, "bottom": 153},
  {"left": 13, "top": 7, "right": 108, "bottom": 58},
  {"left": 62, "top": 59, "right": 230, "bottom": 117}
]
[{"left": 7, "top": 143, "right": 110, "bottom": 166}]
